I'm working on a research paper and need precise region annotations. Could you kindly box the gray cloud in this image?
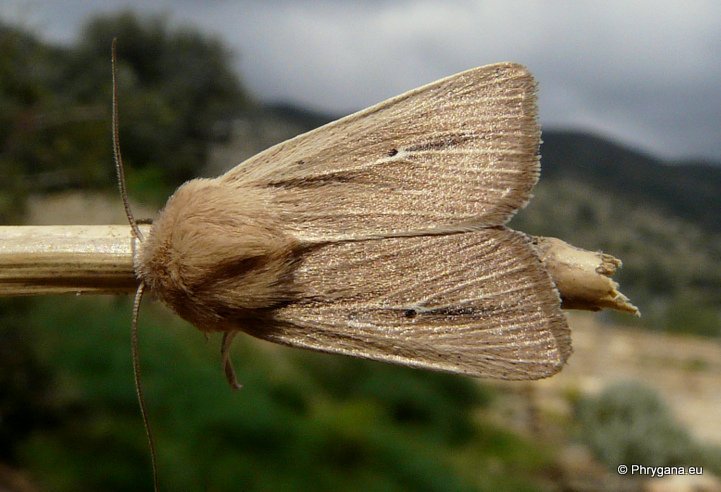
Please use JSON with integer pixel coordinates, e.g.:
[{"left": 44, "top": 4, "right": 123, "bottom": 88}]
[{"left": 2, "top": 0, "right": 720, "bottom": 161}]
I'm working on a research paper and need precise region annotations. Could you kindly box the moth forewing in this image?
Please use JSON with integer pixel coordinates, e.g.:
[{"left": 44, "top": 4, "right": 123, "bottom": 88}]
[
  {"left": 247, "top": 228, "right": 570, "bottom": 380},
  {"left": 219, "top": 63, "right": 540, "bottom": 242}
]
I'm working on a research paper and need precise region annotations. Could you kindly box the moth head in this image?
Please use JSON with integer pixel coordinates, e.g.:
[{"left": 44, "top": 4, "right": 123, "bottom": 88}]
[
  {"left": 111, "top": 37, "right": 295, "bottom": 335},
  {"left": 136, "top": 178, "right": 297, "bottom": 331}
]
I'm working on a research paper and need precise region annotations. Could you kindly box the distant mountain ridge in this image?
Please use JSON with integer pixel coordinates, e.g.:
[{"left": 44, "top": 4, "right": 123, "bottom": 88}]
[{"left": 540, "top": 131, "right": 721, "bottom": 233}]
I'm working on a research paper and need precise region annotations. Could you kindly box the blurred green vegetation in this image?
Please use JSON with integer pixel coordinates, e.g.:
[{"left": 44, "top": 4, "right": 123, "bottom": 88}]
[
  {"left": 0, "top": 11, "right": 249, "bottom": 209},
  {"left": 11, "top": 297, "right": 553, "bottom": 491},
  {"left": 575, "top": 381, "right": 721, "bottom": 475}
]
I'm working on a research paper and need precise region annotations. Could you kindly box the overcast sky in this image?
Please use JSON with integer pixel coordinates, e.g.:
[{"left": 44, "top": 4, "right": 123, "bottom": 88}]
[{"left": 3, "top": 0, "right": 720, "bottom": 161}]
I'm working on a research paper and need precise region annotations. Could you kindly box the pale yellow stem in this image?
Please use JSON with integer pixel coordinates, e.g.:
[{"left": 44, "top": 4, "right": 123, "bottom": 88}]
[
  {"left": 0, "top": 225, "right": 638, "bottom": 315},
  {"left": 0, "top": 225, "right": 149, "bottom": 295}
]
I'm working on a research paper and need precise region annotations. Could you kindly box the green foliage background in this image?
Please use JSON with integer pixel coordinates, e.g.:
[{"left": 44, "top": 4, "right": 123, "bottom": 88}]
[
  {"left": 14, "top": 297, "right": 551, "bottom": 491},
  {"left": 575, "top": 381, "right": 721, "bottom": 475},
  {"left": 0, "top": 12, "right": 247, "bottom": 209}
]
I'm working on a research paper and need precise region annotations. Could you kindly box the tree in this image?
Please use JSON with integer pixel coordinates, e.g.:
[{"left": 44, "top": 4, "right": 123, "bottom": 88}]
[
  {"left": 0, "top": 13, "right": 252, "bottom": 204},
  {"left": 70, "top": 11, "right": 251, "bottom": 191}
]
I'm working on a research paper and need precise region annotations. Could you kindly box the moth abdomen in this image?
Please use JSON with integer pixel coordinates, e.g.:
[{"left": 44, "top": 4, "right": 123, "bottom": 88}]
[{"left": 136, "top": 177, "right": 298, "bottom": 332}]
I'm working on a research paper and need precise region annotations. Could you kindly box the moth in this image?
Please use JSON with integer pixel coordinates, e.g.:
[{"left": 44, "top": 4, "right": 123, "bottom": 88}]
[{"left": 114, "top": 45, "right": 572, "bottom": 392}]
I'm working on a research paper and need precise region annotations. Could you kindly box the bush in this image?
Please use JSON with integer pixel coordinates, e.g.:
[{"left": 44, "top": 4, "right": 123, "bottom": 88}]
[{"left": 576, "top": 381, "right": 718, "bottom": 472}]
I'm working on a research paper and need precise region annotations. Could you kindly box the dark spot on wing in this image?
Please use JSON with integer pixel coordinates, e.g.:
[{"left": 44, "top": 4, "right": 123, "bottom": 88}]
[
  {"left": 266, "top": 171, "right": 356, "bottom": 188},
  {"left": 406, "top": 133, "right": 474, "bottom": 152},
  {"left": 403, "top": 309, "right": 417, "bottom": 318}
]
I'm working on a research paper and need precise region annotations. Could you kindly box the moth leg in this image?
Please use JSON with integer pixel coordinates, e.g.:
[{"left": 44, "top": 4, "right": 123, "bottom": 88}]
[{"left": 221, "top": 331, "right": 243, "bottom": 390}]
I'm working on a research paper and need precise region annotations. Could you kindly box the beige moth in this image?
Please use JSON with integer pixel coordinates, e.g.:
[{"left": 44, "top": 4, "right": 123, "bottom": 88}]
[{"left": 113, "top": 44, "right": 572, "bottom": 392}]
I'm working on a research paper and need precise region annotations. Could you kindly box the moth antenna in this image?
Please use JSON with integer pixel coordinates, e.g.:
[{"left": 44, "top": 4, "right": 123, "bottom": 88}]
[
  {"left": 221, "top": 331, "right": 243, "bottom": 390},
  {"left": 131, "top": 282, "right": 160, "bottom": 492},
  {"left": 114, "top": 39, "right": 155, "bottom": 490},
  {"left": 111, "top": 38, "right": 144, "bottom": 242}
]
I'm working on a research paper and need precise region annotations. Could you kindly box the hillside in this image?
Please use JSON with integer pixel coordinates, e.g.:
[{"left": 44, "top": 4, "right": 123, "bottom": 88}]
[{"left": 540, "top": 131, "right": 721, "bottom": 233}]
